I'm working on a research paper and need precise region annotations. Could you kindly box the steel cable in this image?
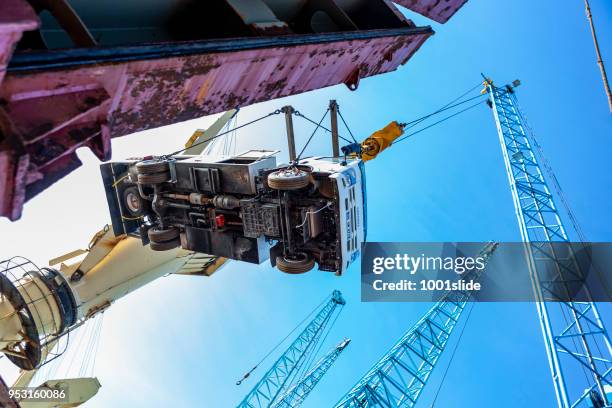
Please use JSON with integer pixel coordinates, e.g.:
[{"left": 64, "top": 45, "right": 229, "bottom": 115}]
[
  {"left": 236, "top": 293, "right": 332, "bottom": 386},
  {"left": 404, "top": 82, "right": 484, "bottom": 130},
  {"left": 167, "top": 110, "right": 281, "bottom": 157},
  {"left": 393, "top": 100, "right": 485, "bottom": 146},
  {"left": 297, "top": 305, "right": 344, "bottom": 384},
  {"left": 293, "top": 111, "right": 353, "bottom": 144},
  {"left": 338, "top": 109, "right": 358, "bottom": 143},
  {"left": 430, "top": 301, "right": 477, "bottom": 407},
  {"left": 296, "top": 109, "right": 329, "bottom": 161}
]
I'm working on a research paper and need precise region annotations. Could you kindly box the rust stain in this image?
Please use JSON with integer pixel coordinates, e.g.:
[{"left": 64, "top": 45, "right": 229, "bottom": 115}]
[
  {"left": 196, "top": 75, "right": 215, "bottom": 105},
  {"left": 108, "top": 33, "right": 431, "bottom": 136}
]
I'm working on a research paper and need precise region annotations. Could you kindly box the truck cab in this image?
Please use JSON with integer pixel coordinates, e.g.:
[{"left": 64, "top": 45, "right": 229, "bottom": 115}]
[{"left": 101, "top": 151, "right": 365, "bottom": 275}]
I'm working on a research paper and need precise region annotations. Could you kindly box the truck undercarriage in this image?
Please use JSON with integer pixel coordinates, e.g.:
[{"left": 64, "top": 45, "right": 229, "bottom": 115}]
[{"left": 102, "top": 152, "right": 349, "bottom": 274}]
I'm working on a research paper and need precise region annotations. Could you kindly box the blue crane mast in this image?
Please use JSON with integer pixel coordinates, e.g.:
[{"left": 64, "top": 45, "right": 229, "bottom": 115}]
[
  {"left": 237, "top": 290, "right": 346, "bottom": 408},
  {"left": 272, "top": 338, "right": 351, "bottom": 408},
  {"left": 484, "top": 78, "right": 612, "bottom": 408},
  {"left": 335, "top": 242, "right": 498, "bottom": 407}
]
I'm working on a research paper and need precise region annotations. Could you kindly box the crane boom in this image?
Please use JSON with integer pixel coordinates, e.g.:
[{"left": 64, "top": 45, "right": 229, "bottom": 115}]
[
  {"left": 484, "top": 78, "right": 612, "bottom": 407},
  {"left": 335, "top": 243, "right": 497, "bottom": 407},
  {"left": 272, "top": 338, "right": 351, "bottom": 408},
  {"left": 237, "top": 290, "right": 345, "bottom": 408}
]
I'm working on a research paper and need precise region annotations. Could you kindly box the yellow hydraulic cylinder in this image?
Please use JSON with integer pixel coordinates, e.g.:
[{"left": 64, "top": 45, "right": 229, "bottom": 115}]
[{"left": 360, "top": 121, "right": 404, "bottom": 162}]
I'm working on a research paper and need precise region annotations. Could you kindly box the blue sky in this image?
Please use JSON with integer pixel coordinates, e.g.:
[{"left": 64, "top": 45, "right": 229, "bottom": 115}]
[{"left": 0, "top": 0, "right": 611, "bottom": 407}]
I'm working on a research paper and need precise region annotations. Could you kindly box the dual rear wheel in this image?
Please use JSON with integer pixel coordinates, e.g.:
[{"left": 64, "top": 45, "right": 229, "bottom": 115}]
[
  {"left": 268, "top": 167, "right": 315, "bottom": 273},
  {"left": 136, "top": 159, "right": 171, "bottom": 184},
  {"left": 148, "top": 226, "right": 180, "bottom": 251},
  {"left": 136, "top": 159, "right": 178, "bottom": 250}
]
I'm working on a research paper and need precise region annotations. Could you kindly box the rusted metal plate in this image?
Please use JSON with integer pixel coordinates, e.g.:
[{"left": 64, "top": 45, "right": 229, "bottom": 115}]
[
  {"left": 0, "top": 83, "right": 111, "bottom": 220},
  {"left": 0, "top": 0, "right": 473, "bottom": 221},
  {"left": 0, "top": 375, "right": 20, "bottom": 408},
  {"left": 0, "top": 27, "right": 431, "bottom": 220},
  {"left": 393, "top": 0, "right": 468, "bottom": 23},
  {"left": 105, "top": 31, "right": 432, "bottom": 135},
  {"left": 0, "top": 0, "right": 38, "bottom": 83}
]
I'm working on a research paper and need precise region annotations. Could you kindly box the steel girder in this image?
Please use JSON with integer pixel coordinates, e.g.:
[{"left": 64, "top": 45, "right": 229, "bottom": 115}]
[
  {"left": 238, "top": 290, "right": 345, "bottom": 408},
  {"left": 335, "top": 244, "right": 497, "bottom": 408},
  {"left": 272, "top": 338, "right": 350, "bottom": 408},
  {"left": 487, "top": 82, "right": 612, "bottom": 408}
]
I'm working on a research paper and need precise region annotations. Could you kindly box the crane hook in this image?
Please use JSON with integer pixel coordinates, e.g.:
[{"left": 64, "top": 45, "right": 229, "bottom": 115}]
[{"left": 236, "top": 366, "right": 257, "bottom": 386}]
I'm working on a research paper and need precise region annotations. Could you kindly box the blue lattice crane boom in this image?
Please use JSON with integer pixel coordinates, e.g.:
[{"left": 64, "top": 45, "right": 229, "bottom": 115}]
[
  {"left": 483, "top": 77, "right": 612, "bottom": 408},
  {"left": 237, "top": 290, "right": 346, "bottom": 408},
  {"left": 335, "top": 242, "right": 498, "bottom": 408},
  {"left": 272, "top": 338, "right": 351, "bottom": 408}
]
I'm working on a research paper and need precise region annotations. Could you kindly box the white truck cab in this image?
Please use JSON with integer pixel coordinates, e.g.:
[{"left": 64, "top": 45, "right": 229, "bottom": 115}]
[{"left": 299, "top": 157, "right": 366, "bottom": 275}]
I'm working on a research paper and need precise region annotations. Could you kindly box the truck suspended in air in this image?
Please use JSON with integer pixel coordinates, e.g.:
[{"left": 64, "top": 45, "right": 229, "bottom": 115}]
[
  {"left": 99, "top": 101, "right": 406, "bottom": 276},
  {"left": 101, "top": 150, "right": 367, "bottom": 275}
]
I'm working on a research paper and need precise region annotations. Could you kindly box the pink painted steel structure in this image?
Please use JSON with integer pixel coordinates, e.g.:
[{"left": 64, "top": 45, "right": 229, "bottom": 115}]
[
  {"left": 0, "top": 374, "right": 19, "bottom": 407},
  {"left": 393, "top": 0, "right": 468, "bottom": 23},
  {"left": 0, "top": 0, "right": 468, "bottom": 221}
]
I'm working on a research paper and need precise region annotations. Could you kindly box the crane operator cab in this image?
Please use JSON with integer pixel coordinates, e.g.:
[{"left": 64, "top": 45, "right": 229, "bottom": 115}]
[{"left": 100, "top": 151, "right": 366, "bottom": 275}]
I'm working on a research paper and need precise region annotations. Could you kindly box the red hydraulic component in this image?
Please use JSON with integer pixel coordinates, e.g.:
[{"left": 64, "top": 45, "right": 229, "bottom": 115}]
[
  {"left": 215, "top": 214, "right": 226, "bottom": 229},
  {"left": 0, "top": 0, "right": 469, "bottom": 221}
]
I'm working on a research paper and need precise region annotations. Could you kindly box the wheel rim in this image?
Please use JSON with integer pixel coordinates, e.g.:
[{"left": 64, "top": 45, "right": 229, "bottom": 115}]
[
  {"left": 274, "top": 167, "right": 307, "bottom": 179},
  {"left": 125, "top": 191, "right": 142, "bottom": 214},
  {"left": 284, "top": 252, "right": 309, "bottom": 264}
]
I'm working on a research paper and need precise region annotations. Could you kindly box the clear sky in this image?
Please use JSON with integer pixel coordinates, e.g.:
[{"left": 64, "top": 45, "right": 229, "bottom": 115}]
[{"left": 1, "top": 1, "right": 611, "bottom": 407}]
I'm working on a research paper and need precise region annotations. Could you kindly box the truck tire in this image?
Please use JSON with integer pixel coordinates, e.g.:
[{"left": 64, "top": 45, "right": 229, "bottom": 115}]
[
  {"left": 149, "top": 238, "right": 180, "bottom": 251},
  {"left": 138, "top": 171, "right": 170, "bottom": 184},
  {"left": 148, "top": 226, "right": 179, "bottom": 243},
  {"left": 136, "top": 160, "right": 169, "bottom": 175},
  {"left": 122, "top": 186, "right": 146, "bottom": 217},
  {"left": 276, "top": 252, "right": 315, "bottom": 274},
  {"left": 267, "top": 168, "right": 310, "bottom": 190}
]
